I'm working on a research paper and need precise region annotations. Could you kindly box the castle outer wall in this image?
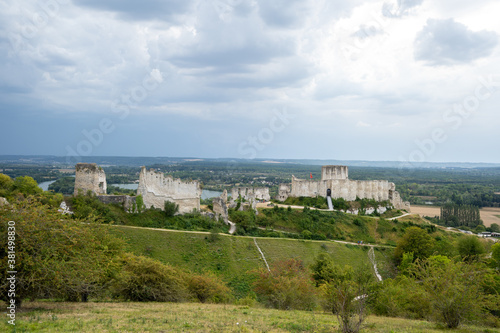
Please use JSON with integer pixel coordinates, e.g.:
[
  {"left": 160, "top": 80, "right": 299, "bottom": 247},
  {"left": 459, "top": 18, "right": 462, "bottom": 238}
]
[
  {"left": 280, "top": 165, "right": 410, "bottom": 211},
  {"left": 137, "top": 166, "right": 201, "bottom": 214}
]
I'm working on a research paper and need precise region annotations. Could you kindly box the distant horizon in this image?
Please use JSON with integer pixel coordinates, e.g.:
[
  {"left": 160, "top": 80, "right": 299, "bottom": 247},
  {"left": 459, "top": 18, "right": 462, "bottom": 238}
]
[{"left": 1, "top": 154, "right": 500, "bottom": 168}]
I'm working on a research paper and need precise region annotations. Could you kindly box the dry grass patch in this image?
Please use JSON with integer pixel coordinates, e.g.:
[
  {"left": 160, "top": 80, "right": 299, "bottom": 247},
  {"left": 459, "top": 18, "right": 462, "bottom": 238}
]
[{"left": 2, "top": 301, "right": 499, "bottom": 332}]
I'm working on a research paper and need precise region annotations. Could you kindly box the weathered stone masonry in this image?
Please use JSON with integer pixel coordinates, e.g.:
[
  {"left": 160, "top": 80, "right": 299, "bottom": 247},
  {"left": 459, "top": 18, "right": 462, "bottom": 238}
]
[
  {"left": 231, "top": 187, "right": 270, "bottom": 202},
  {"left": 278, "top": 165, "right": 410, "bottom": 211},
  {"left": 74, "top": 163, "right": 107, "bottom": 196},
  {"left": 137, "top": 166, "right": 202, "bottom": 214}
]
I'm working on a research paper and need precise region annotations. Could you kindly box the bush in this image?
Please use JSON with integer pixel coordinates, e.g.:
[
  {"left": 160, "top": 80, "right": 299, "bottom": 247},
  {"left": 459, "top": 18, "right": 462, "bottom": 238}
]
[
  {"left": 113, "top": 254, "right": 189, "bottom": 302},
  {"left": 370, "top": 276, "right": 431, "bottom": 319},
  {"left": 409, "top": 258, "right": 491, "bottom": 328},
  {"left": 164, "top": 200, "right": 179, "bottom": 217},
  {"left": 252, "top": 259, "right": 317, "bottom": 310},
  {"left": 187, "top": 273, "right": 232, "bottom": 304},
  {"left": 0, "top": 197, "right": 125, "bottom": 306},
  {"left": 457, "top": 235, "right": 485, "bottom": 262}
]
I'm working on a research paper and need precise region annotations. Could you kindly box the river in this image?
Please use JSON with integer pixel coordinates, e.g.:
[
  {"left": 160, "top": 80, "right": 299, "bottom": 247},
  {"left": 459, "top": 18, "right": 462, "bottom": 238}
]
[{"left": 38, "top": 181, "right": 223, "bottom": 199}]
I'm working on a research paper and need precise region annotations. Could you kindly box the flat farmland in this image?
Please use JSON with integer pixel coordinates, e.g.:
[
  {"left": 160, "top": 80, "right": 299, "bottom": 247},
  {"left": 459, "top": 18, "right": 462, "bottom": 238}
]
[{"left": 411, "top": 205, "right": 500, "bottom": 227}]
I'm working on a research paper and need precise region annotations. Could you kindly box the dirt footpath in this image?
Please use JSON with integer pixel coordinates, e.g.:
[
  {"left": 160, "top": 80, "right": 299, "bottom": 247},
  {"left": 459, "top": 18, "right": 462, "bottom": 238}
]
[{"left": 411, "top": 205, "right": 500, "bottom": 227}]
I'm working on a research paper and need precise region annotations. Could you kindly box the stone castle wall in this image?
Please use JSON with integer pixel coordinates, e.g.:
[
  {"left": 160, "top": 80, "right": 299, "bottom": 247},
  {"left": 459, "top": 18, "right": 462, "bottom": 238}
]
[
  {"left": 231, "top": 187, "right": 270, "bottom": 202},
  {"left": 97, "top": 195, "right": 137, "bottom": 212},
  {"left": 279, "top": 165, "right": 410, "bottom": 211},
  {"left": 137, "top": 166, "right": 201, "bottom": 214},
  {"left": 74, "top": 163, "right": 107, "bottom": 195},
  {"left": 213, "top": 190, "right": 229, "bottom": 223}
]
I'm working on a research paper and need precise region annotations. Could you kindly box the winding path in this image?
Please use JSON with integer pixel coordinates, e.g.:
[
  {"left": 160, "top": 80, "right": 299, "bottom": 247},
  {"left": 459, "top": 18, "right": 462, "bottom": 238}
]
[{"left": 253, "top": 238, "right": 270, "bottom": 271}]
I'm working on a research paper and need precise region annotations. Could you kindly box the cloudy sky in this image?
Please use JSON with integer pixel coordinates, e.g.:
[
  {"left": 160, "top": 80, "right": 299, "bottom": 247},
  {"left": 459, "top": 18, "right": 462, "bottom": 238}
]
[{"left": 1, "top": 0, "right": 499, "bottom": 164}]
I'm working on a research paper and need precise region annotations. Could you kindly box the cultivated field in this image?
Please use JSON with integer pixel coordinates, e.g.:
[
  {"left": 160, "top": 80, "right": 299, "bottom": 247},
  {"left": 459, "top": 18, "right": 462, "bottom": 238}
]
[
  {"left": 2, "top": 301, "right": 498, "bottom": 333},
  {"left": 411, "top": 205, "right": 500, "bottom": 227}
]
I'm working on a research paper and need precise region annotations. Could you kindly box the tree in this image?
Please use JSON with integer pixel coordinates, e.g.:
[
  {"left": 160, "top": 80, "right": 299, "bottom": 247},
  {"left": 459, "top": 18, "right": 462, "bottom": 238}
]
[
  {"left": 0, "top": 197, "right": 125, "bottom": 306},
  {"left": 491, "top": 242, "right": 500, "bottom": 270},
  {"left": 409, "top": 258, "right": 490, "bottom": 328},
  {"left": 320, "top": 264, "right": 374, "bottom": 333},
  {"left": 311, "top": 253, "right": 336, "bottom": 286},
  {"left": 394, "top": 227, "right": 435, "bottom": 265},
  {"left": 164, "top": 200, "right": 179, "bottom": 217},
  {"left": 13, "top": 176, "right": 42, "bottom": 196},
  {"left": 490, "top": 223, "right": 500, "bottom": 233},
  {"left": 457, "top": 235, "right": 485, "bottom": 262}
]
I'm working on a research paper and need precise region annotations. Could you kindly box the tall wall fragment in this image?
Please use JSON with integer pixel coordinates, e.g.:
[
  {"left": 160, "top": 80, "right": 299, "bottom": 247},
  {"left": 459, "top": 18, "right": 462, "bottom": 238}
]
[
  {"left": 74, "top": 163, "right": 107, "bottom": 195},
  {"left": 137, "top": 166, "right": 201, "bottom": 214},
  {"left": 213, "top": 190, "right": 229, "bottom": 223}
]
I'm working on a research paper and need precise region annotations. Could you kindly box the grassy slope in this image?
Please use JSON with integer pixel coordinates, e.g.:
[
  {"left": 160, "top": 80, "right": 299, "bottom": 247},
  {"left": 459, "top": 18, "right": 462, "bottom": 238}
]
[
  {"left": 3, "top": 301, "right": 498, "bottom": 333},
  {"left": 109, "top": 226, "right": 395, "bottom": 296}
]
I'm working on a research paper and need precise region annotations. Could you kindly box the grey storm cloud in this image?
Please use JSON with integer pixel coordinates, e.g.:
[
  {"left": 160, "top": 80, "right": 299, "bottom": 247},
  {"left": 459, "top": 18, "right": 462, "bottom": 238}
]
[
  {"left": 72, "top": 0, "right": 194, "bottom": 21},
  {"left": 414, "top": 18, "right": 498, "bottom": 66},
  {"left": 257, "top": 0, "right": 311, "bottom": 28},
  {"left": 382, "top": 0, "right": 423, "bottom": 18}
]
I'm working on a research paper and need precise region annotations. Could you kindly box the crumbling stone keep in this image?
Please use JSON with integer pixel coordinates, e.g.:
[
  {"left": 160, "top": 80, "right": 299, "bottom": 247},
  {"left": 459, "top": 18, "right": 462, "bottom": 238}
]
[{"left": 74, "top": 163, "right": 107, "bottom": 195}]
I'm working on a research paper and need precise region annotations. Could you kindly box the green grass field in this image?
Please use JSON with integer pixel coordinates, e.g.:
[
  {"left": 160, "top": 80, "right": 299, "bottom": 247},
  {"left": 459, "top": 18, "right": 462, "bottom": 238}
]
[
  {"left": 109, "top": 226, "right": 396, "bottom": 297},
  {"left": 2, "top": 301, "right": 498, "bottom": 333}
]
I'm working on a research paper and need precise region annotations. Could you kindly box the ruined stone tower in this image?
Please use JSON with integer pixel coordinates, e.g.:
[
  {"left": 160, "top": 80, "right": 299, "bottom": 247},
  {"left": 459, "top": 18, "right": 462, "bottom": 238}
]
[
  {"left": 321, "top": 165, "right": 348, "bottom": 180},
  {"left": 74, "top": 163, "right": 107, "bottom": 196}
]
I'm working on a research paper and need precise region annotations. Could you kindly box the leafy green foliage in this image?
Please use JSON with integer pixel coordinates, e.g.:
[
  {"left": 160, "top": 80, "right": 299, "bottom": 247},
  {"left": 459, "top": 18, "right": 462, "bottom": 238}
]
[
  {"left": 441, "top": 203, "right": 482, "bottom": 228},
  {"left": 409, "top": 258, "right": 492, "bottom": 328},
  {"left": 0, "top": 173, "right": 14, "bottom": 199},
  {"left": 187, "top": 273, "right": 233, "bottom": 304},
  {"left": 112, "top": 253, "right": 189, "bottom": 302},
  {"left": 252, "top": 259, "right": 318, "bottom": 310},
  {"left": 313, "top": 254, "right": 374, "bottom": 333},
  {"left": 457, "top": 236, "right": 486, "bottom": 262},
  {"left": 164, "top": 200, "right": 179, "bottom": 217},
  {"left": 0, "top": 197, "right": 125, "bottom": 305},
  {"left": 48, "top": 176, "right": 75, "bottom": 195},
  {"left": 394, "top": 227, "right": 435, "bottom": 265},
  {"left": 13, "top": 176, "right": 42, "bottom": 195}
]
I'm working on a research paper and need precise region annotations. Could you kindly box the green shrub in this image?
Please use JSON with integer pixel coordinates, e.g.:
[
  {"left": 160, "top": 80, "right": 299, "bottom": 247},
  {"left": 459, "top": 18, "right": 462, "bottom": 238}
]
[
  {"left": 252, "top": 259, "right": 317, "bottom": 311},
  {"left": 187, "top": 273, "right": 232, "bottom": 304},
  {"left": 164, "top": 200, "right": 179, "bottom": 217},
  {"left": 113, "top": 254, "right": 189, "bottom": 302}
]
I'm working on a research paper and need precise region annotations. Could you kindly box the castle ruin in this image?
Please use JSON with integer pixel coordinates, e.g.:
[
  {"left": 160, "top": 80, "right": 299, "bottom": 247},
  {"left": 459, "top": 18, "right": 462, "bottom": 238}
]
[
  {"left": 74, "top": 163, "right": 107, "bottom": 196},
  {"left": 212, "top": 190, "right": 229, "bottom": 223},
  {"left": 231, "top": 187, "right": 270, "bottom": 202},
  {"left": 278, "top": 165, "right": 410, "bottom": 211},
  {"left": 137, "top": 166, "right": 202, "bottom": 214}
]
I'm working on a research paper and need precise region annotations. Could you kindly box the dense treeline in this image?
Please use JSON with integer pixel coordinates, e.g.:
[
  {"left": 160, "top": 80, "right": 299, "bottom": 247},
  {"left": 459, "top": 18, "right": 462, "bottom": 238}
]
[{"left": 441, "top": 203, "right": 482, "bottom": 228}]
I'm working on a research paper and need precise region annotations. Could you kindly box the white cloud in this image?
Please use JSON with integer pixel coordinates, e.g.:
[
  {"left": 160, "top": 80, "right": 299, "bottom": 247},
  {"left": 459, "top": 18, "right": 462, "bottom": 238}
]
[
  {"left": 414, "top": 18, "right": 498, "bottom": 66},
  {"left": 0, "top": 0, "right": 499, "bottom": 162}
]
